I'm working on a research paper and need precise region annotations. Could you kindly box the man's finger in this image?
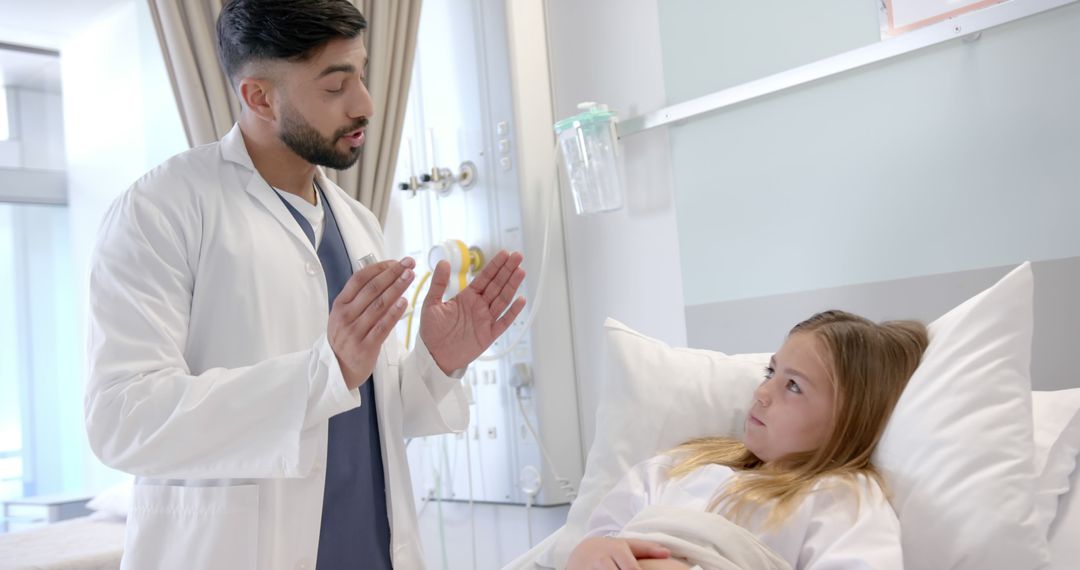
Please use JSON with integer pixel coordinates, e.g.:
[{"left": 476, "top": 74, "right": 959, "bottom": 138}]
[
  {"left": 423, "top": 260, "right": 451, "bottom": 309},
  {"left": 467, "top": 249, "right": 509, "bottom": 293},
  {"left": 625, "top": 539, "right": 670, "bottom": 560},
  {"left": 491, "top": 297, "right": 526, "bottom": 339},
  {"left": 335, "top": 259, "right": 400, "bottom": 308},
  {"left": 363, "top": 297, "right": 408, "bottom": 344},
  {"left": 339, "top": 262, "right": 408, "bottom": 322},
  {"left": 481, "top": 252, "right": 523, "bottom": 304},
  {"left": 354, "top": 267, "right": 414, "bottom": 330},
  {"left": 489, "top": 267, "right": 526, "bottom": 317}
]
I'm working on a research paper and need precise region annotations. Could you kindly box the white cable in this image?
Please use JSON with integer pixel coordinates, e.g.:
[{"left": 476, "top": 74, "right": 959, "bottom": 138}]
[
  {"left": 475, "top": 143, "right": 560, "bottom": 362},
  {"left": 412, "top": 438, "right": 427, "bottom": 520},
  {"left": 525, "top": 492, "right": 535, "bottom": 547},
  {"left": 464, "top": 423, "right": 478, "bottom": 570},
  {"left": 519, "top": 465, "right": 542, "bottom": 548},
  {"left": 417, "top": 489, "right": 431, "bottom": 518},
  {"left": 434, "top": 449, "right": 449, "bottom": 570},
  {"left": 462, "top": 372, "right": 489, "bottom": 504},
  {"left": 443, "top": 434, "right": 458, "bottom": 504},
  {"left": 515, "top": 387, "right": 577, "bottom": 501}
]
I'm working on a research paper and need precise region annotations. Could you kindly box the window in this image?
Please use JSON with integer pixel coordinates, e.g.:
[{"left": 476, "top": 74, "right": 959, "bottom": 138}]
[
  {"left": 0, "top": 204, "right": 22, "bottom": 499},
  {"left": 0, "top": 203, "right": 78, "bottom": 502},
  {"left": 0, "top": 88, "right": 9, "bottom": 141}
]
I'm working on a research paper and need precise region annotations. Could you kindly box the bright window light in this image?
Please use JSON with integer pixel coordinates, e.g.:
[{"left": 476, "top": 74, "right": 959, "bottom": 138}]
[{"left": 0, "top": 88, "right": 9, "bottom": 141}]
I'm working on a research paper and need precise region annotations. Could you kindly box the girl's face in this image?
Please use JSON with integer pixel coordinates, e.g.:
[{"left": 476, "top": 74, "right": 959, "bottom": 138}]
[{"left": 744, "top": 332, "right": 836, "bottom": 463}]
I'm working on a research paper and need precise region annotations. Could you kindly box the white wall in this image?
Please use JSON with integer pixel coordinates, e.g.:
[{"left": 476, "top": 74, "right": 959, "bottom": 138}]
[
  {"left": 0, "top": 87, "right": 66, "bottom": 170},
  {"left": 14, "top": 88, "right": 66, "bottom": 171},
  {"left": 0, "top": 86, "right": 17, "bottom": 162},
  {"left": 0, "top": 86, "right": 68, "bottom": 204},
  {"left": 659, "top": 0, "right": 1080, "bottom": 306},
  {"left": 61, "top": 0, "right": 187, "bottom": 492},
  {"left": 542, "top": 0, "right": 687, "bottom": 454}
]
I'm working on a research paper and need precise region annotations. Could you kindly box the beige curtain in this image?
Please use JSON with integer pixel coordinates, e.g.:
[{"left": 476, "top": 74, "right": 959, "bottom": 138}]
[
  {"left": 323, "top": 0, "right": 423, "bottom": 225},
  {"left": 148, "top": 0, "right": 238, "bottom": 146},
  {"left": 147, "top": 0, "right": 423, "bottom": 225}
]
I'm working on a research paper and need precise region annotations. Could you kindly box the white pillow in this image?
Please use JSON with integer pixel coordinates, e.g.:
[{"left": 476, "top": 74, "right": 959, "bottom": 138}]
[
  {"left": 86, "top": 477, "right": 133, "bottom": 520},
  {"left": 547, "top": 262, "right": 1049, "bottom": 570},
  {"left": 548, "top": 320, "right": 769, "bottom": 567},
  {"left": 1032, "top": 389, "right": 1080, "bottom": 536},
  {"left": 874, "top": 262, "right": 1048, "bottom": 570}
]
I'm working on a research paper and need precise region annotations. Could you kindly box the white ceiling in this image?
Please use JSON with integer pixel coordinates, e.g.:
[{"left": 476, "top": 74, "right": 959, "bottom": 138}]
[
  {"left": 0, "top": 0, "right": 130, "bottom": 92},
  {"left": 0, "top": 0, "right": 130, "bottom": 50}
]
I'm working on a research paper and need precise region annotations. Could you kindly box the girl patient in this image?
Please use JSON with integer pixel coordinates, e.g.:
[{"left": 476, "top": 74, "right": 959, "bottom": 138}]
[{"left": 567, "top": 310, "right": 928, "bottom": 570}]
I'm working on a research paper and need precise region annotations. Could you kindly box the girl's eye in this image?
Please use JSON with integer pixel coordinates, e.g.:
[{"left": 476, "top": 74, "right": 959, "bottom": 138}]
[
  {"left": 763, "top": 366, "right": 775, "bottom": 380},
  {"left": 786, "top": 379, "right": 802, "bottom": 394}
]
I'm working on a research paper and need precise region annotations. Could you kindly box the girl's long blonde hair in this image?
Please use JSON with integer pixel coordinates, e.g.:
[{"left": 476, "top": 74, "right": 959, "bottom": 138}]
[{"left": 669, "top": 310, "right": 929, "bottom": 527}]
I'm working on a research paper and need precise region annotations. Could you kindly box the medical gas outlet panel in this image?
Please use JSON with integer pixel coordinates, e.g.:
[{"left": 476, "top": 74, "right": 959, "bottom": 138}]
[
  {"left": 392, "top": 0, "right": 581, "bottom": 510},
  {"left": 393, "top": 118, "right": 579, "bottom": 511},
  {"left": 396, "top": 152, "right": 573, "bottom": 509}
]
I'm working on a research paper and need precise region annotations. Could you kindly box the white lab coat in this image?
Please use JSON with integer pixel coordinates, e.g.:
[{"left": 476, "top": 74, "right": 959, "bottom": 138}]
[
  {"left": 84, "top": 124, "right": 469, "bottom": 570},
  {"left": 584, "top": 455, "right": 904, "bottom": 569}
]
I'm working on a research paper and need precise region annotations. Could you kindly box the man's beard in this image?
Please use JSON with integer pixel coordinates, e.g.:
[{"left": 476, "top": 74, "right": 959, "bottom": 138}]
[{"left": 279, "top": 102, "right": 366, "bottom": 170}]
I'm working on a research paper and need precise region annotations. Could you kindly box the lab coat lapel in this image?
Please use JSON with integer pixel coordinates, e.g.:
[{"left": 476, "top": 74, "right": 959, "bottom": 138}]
[
  {"left": 315, "top": 172, "right": 401, "bottom": 437},
  {"left": 316, "top": 171, "right": 405, "bottom": 546},
  {"left": 244, "top": 175, "right": 319, "bottom": 257},
  {"left": 220, "top": 124, "right": 318, "bottom": 258},
  {"left": 316, "top": 171, "right": 378, "bottom": 273}
]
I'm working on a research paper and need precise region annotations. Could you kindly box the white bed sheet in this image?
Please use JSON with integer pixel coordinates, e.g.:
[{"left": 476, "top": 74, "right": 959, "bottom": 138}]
[
  {"left": 1048, "top": 453, "right": 1080, "bottom": 570},
  {"left": 505, "top": 446, "right": 1080, "bottom": 570},
  {"left": 1, "top": 467, "right": 1071, "bottom": 570},
  {"left": 0, "top": 514, "right": 125, "bottom": 570}
]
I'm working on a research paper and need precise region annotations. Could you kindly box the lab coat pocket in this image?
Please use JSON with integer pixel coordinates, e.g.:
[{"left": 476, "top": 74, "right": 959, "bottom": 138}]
[{"left": 121, "top": 483, "right": 259, "bottom": 570}]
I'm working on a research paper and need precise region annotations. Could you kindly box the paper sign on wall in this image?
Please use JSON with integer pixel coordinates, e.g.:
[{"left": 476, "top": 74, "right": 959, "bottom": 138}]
[{"left": 880, "top": 0, "right": 1007, "bottom": 37}]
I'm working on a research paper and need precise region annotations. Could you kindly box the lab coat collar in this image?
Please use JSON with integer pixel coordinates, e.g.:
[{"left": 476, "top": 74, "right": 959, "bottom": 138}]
[
  {"left": 220, "top": 123, "right": 254, "bottom": 170},
  {"left": 316, "top": 173, "right": 368, "bottom": 274},
  {"left": 221, "top": 123, "right": 317, "bottom": 258},
  {"left": 220, "top": 123, "right": 368, "bottom": 273}
]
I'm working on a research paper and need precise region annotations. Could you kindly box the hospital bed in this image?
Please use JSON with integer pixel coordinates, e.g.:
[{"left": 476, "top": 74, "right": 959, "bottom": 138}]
[
  {"left": 4, "top": 448, "right": 1077, "bottom": 570},
  {"left": 4, "top": 261, "right": 1078, "bottom": 570},
  {"left": 509, "top": 258, "right": 1080, "bottom": 570},
  {"left": 0, "top": 513, "right": 125, "bottom": 570},
  {"left": 507, "top": 450, "right": 1080, "bottom": 569}
]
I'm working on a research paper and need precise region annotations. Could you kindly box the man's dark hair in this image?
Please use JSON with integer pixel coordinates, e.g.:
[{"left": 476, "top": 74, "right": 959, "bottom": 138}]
[{"left": 216, "top": 0, "right": 367, "bottom": 85}]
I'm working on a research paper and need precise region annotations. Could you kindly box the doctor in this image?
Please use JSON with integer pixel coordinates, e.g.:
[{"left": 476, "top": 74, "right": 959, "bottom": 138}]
[{"left": 83, "top": 0, "right": 526, "bottom": 568}]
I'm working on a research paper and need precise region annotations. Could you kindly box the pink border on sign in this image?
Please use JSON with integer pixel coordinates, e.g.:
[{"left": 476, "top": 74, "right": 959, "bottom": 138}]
[{"left": 885, "top": 0, "right": 1007, "bottom": 35}]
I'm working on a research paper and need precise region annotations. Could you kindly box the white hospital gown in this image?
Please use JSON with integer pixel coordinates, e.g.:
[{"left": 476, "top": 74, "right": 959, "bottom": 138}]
[{"left": 584, "top": 454, "right": 903, "bottom": 570}]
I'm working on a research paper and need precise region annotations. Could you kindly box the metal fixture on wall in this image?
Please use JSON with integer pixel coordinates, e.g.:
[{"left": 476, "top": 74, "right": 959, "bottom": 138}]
[{"left": 399, "top": 161, "right": 478, "bottom": 196}]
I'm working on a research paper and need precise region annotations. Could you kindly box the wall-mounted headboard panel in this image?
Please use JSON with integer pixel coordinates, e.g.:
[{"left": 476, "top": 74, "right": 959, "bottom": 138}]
[{"left": 685, "top": 256, "right": 1079, "bottom": 391}]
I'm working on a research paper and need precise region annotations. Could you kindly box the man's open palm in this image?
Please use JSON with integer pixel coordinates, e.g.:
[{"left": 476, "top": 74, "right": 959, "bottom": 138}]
[{"left": 419, "top": 250, "right": 526, "bottom": 372}]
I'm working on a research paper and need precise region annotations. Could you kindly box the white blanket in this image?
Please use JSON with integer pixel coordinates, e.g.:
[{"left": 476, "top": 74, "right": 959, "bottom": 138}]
[{"left": 618, "top": 505, "right": 791, "bottom": 570}]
